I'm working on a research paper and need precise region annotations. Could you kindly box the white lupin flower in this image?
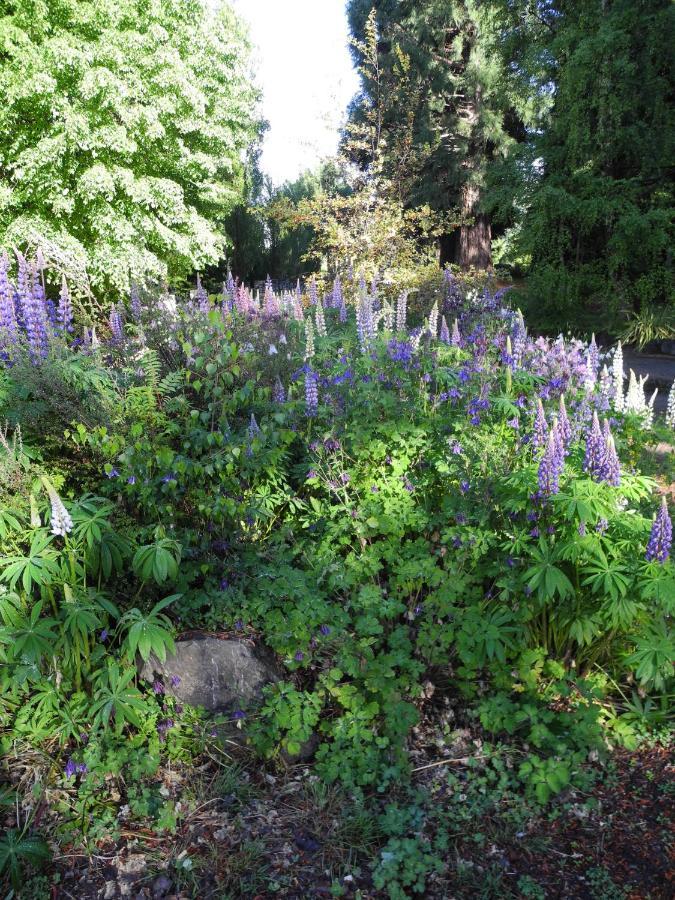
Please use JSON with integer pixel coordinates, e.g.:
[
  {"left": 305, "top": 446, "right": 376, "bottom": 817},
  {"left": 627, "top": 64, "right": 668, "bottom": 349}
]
[
  {"left": 304, "top": 318, "right": 315, "bottom": 359},
  {"left": 43, "top": 481, "right": 73, "bottom": 537},
  {"left": 666, "top": 380, "right": 675, "bottom": 429},
  {"left": 315, "top": 300, "right": 327, "bottom": 337},
  {"left": 428, "top": 302, "right": 439, "bottom": 339},
  {"left": 612, "top": 342, "right": 624, "bottom": 412},
  {"left": 382, "top": 301, "right": 394, "bottom": 332}
]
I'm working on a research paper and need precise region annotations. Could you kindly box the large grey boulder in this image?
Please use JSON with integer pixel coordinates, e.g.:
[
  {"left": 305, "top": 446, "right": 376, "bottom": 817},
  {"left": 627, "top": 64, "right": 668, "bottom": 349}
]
[{"left": 139, "top": 637, "right": 279, "bottom": 712}]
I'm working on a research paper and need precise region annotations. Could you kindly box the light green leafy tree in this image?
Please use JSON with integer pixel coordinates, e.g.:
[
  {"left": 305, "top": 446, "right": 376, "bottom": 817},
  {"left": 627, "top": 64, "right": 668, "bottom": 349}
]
[{"left": 0, "top": 0, "right": 260, "bottom": 299}]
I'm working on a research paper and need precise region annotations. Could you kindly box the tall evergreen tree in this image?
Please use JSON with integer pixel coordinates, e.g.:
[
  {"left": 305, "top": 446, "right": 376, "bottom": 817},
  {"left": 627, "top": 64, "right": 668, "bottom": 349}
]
[
  {"left": 494, "top": 0, "right": 674, "bottom": 330},
  {"left": 346, "top": 1, "right": 526, "bottom": 269}
]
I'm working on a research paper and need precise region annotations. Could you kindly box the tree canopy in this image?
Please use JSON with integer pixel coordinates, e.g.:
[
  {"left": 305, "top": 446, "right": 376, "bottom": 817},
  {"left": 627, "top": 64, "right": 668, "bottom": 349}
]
[{"left": 0, "top": 0, "right": 260, "bottom": 298}]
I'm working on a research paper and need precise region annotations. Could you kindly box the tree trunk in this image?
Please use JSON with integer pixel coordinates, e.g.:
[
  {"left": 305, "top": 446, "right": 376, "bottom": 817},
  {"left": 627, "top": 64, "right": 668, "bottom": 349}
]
[{"left": 439, "top": 183, "right": 492, "bottom": 270}]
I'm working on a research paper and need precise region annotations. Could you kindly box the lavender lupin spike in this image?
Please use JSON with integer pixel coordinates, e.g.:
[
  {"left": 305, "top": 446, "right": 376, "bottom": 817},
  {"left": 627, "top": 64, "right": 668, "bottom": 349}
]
[
  {"left": 305, "top": 368, "right": 318, "bottom": 417},
  {"left": 603, "top": 433, "right": 621, "bottom": 487},
  {"left": 0, "top": 251, "right": 18, "bottom": 346},
  {"left": 309, "top": 277, "right": 318, "bottom": 307},
  {"left": 451, "top": 318, "right": 461, "bottom": 348},
  {"left": 195, "top": 274, "right": 209, "bottom": 314},
  {"left": 273, "top": 377, "right": 286, "bottom": 404},
  {"left": 395, "top": 291, "right": 407, "bottom": 332},
  {"left": 440, "top": 316, "right": 450, "bottom": 344},
  {"left": 57, "top": 276, "right": 73, "bottom": 334},
  {"left": 538, "top": 428, "right": 563, "bottom": 496},
  {"left": 532, "top": 399, "right": 548, "bottom": 450},
  {"left": 558, "top": 394, "right": 571, "bottom": 449},
  {"left": 583, "top": 411, "right": 604, "bottom": 477},
  {"left": 646, "top": 497, "right": 672, "bottom": 563}
]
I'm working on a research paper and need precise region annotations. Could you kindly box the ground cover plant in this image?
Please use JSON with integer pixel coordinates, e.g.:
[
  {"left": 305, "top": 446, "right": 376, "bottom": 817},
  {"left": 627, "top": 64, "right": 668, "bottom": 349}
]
[{"left": 0, "top": 253, "right": 673, "bottom": 897}]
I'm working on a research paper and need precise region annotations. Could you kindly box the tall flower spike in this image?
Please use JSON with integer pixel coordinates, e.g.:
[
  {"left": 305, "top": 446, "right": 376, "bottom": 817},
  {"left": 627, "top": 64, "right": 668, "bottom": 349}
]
[
  {"left": 196, "top": 274, "right": 209, "bottom": 314},
  {"left": 646, "top": 497, "right": 672, "bottom": 563},
  {"left": 305, "top": 368, "right": 318, "bottom": 417},
  {"left": 532, "top": 399, "right": 548, "bottom": 450},
  {"left": 339, "top": 296, "right": 347, "bottom": 324},
  {"left": 308, "top": 277, "right": 318, "bottom": 307},
  {"left": 428, "top": 301, "right": 439, "bottom": 339},
  {"left": 43, "top": 479, "right": 73, "bottom": 537},
  {"left": 264, "top": 275, "right": 279, "bottom": 317},
  {"left": 666, "top": 379, "right": 675, "bottom": 429},
  {"left": 558, "top": 394, "right": 571, "bottom": 449},
  {"left": 602, "top": 433, "right": 621, "bottom": 487},
  {"left": 304, "top": 318, "right": 315, "bottom": 359},
  {"left": 248, "top": 414, "right": 261, "bottom": 439},
  {"left": 109, "top": 304, "right": 123, "bottom": 342},
  {"left": 598, "top": 364, "right": 612, "bottom": 411},
  {"left": 332, "top": 276, "right": 342, "bottom": 310},
  {"left": 395, "top": 291, "right": 407, "bottom": 332},
  {"left": 583, "top": 411, "right": 604, "bottom": 478},
  {"left": 273, "top": 377, "right": 286, "bottom": 404},
  {"left": 0, "top": 251, "right": 18, "bottom": 348},
  {"left": 293, "top": 280, "right": 304, "bottom": 321},
  {"left": 440, "top": 316, "right": 450, "bottom": 344},
  {"left": 380, "top": 301, "right": 393, "bottom": 332},
  {"left": 451, "top": 318, "right": 461, "bottom": 348},
  {"left": 315, "top": 299, "right": 327, "bottom": 337},
  {"left": 18, "top": 256, "right": 49, "bottom": 362},
  {"left": 538, "top": 428, "right": 564, "bottom": 496},
  {"left": 130, "top": 282, "right": 142, "bottom": 321},
  {"left": 612, "top": 341, "right": 624, "bottom": 412}
]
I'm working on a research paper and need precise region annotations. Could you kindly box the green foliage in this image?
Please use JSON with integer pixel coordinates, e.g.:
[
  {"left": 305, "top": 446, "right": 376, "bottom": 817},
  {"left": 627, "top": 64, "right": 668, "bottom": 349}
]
[
  {"left": 0, "top": 0, "right": 260, "bottom": 300},
  {"left": 0, "top": 828, "right": 50, "bottom": 891}
]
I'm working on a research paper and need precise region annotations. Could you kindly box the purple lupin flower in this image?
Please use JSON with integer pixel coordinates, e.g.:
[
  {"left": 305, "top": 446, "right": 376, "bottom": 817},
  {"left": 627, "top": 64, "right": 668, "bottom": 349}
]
[
  {"left": 558, "top": 395, "right": 571, "bottom": 449},
  {"left": 248, "top": 414, "right": 261, "bottom": 439},
  {"left": 305, "top": 368, "right": 319, "bottom": 417},
  {"left": 196, "top": 274, "right": 209, "bottom": 314},
  {"left": 332, "top": 276, "right": 343, "bottom": 309},
  {"left": 273, "top": 377, "right": 286, "bottom": 404},
  {"left": 602, "top": 434, "right": 621, "bottom": 487},
  {"left": 646, "top": 497, "right": 672, "bottom": 563},
  {"left": 308, "top": 276, "right": 318, "bottom": 307},
  {"left": 293, "top": 279, "right": 304, "bottom": 321},
  {"left": 440, "top": 316, "right": 450, "bottom": 344},
  {"left": 583, "top": 411, "right": 605, "bottom": 478},
  {"left": 0, "top": 252, "right": 18, "bottom": 351},
  {"left": 339, "top": 297, "right": 347, "bottom": 323},
  {"left": 17, "top": 255, "right": 49, "bottom": 362},
  {"left": 109, "top": 304, "right": 123, "bottom": 342},
  {"left": 532, "top": 399, "right": 548, "bottom": 450},
  {"left": 538, "top": 428, "right": 564, "bottom": 495},
  {"left": 451, "top": 318, "right": 461, "bottom": 348}
]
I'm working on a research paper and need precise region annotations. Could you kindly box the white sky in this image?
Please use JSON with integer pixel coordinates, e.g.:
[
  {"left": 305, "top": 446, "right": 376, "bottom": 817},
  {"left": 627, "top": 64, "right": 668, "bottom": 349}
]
[{"left": 229, "top": 0, "right": 360, "bottom": 186}]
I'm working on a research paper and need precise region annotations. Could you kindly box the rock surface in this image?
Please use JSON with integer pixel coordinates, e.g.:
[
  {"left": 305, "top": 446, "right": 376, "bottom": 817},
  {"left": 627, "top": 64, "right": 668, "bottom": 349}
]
[{"left": 139, "top": 637, "right": 279, "bottom": 712}]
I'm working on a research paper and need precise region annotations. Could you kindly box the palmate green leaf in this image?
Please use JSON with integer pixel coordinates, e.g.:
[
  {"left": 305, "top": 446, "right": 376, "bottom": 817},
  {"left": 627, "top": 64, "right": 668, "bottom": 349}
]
[
  {"left": 60, "top": 599, "right": 102, "bottom": 646},
  {"left": 524, "top": 540, "right": 574, "bottom": 602},
  {"left": 132, "top": 539, "right": 181, "bottom": 585},
  {"left": 627, "top": 621, "right": 674, "bottom": 692},
  {"left": 0, "top": 601, "right": 59, "bottom": 665},
  {"left": 119, "top": 595, "right": 179, "bottom": 662},
  {"left": 0, "top": 828, "right": 50, "bottom": 889},
  {"left": 582, "top": 551, "right": 630, "bottom": 601},
  {"left": 91, "top": 662, "right": 147, "bottom": 733},
  {"left": 0, "top": 531, "right": 60, "bottom": 593}
]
